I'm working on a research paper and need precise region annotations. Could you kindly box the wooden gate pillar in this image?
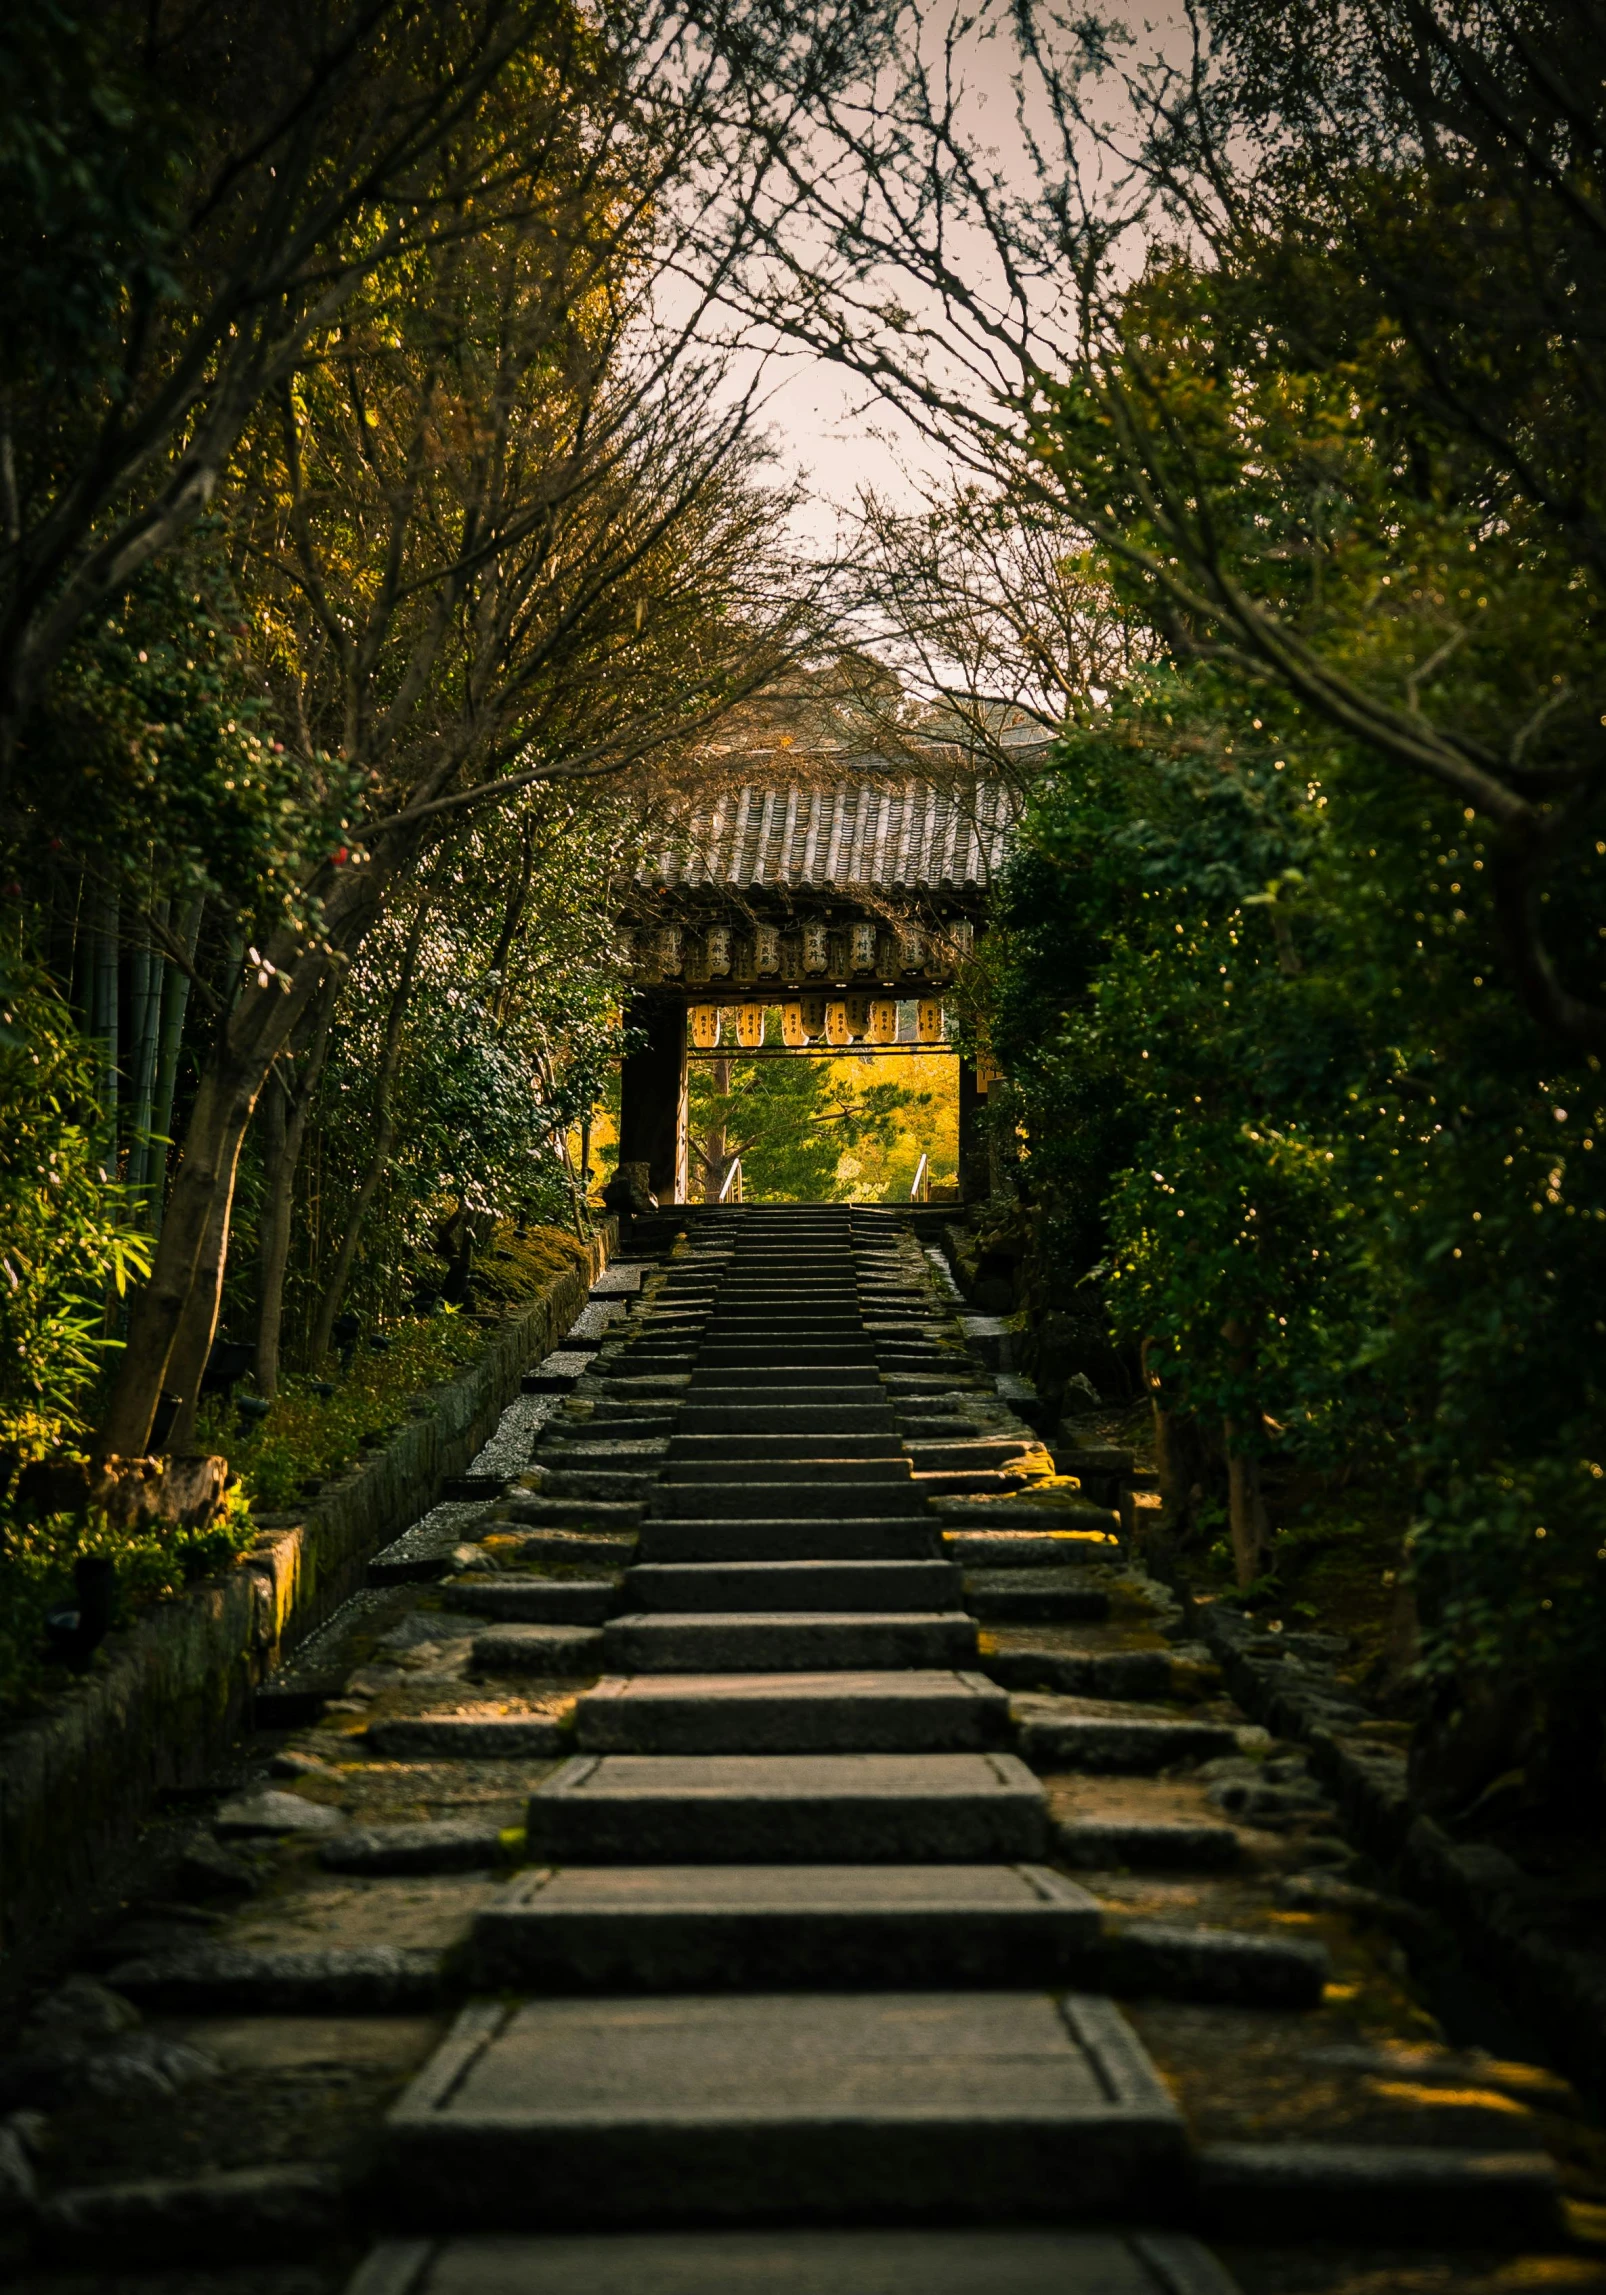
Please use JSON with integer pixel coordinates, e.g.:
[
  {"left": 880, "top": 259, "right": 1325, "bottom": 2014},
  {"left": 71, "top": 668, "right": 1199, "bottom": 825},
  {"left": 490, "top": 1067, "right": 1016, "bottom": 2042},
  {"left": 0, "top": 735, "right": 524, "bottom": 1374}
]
[
  {"left": 619, "top": 996, "right": 687, "bottom": 1204},
  {"left": 958, "top": 1054, "right": 988, "bottom": 1205}
]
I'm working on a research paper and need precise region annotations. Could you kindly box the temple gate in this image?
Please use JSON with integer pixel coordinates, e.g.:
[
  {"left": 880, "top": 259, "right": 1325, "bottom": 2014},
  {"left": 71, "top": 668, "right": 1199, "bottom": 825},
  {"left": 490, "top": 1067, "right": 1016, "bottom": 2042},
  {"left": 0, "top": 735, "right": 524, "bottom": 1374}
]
[{"left": 611, "top": 776, "right": 1015, "bottom": 1204}]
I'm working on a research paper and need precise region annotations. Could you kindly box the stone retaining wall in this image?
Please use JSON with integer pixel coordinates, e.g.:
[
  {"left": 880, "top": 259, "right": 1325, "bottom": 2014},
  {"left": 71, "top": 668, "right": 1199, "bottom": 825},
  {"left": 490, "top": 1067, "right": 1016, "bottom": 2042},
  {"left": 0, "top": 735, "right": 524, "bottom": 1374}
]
[
  {"left": 0, "top": 1223, "right": 614, "bottom": 1993},
  {"left": 1198, "top": 1599, "right": 1606, "bottom": 2108}
]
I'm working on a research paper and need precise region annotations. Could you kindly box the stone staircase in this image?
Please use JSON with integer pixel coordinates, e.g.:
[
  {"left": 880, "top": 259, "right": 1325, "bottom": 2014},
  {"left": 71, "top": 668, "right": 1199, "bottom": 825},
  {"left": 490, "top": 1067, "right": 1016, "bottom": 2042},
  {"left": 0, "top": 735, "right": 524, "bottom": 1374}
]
[
  {"left": 372, "top": 1208, "right": 1211, "bottom": 2275},
  {"left": 30, "top": 1205, "right": 1592, "bottom": 2293}
]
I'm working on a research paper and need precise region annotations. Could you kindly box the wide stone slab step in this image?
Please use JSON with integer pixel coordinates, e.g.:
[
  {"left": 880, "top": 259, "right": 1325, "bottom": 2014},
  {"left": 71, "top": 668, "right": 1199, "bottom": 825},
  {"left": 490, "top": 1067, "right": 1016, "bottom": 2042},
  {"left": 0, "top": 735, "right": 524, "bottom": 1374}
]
[
  {"left": 622, "top": 1558, "right": 960, "bottom": 1614},
  {"left": 469, "top": 1863, "right": 1101, "bottom": 1990},
  {"left": 965, "top": 1570, "right": 1112, "bottom": 1623},
  {"left": 602, "top": 1611, "right": 978, "bottom": 1673},
  {"left": 1196, "top": 2142, "right": 1562, "bottom": 2247},
  {"left": 676, "top": 1405, "right": 894, "bottom": 1432},
  {"left": 442, "top": 1577, "right": 618, "bottom": 1626},
  {"left": 1013, "top": 1702, "right": 1244, "bottom": 1773},
  {"left": 1054, "top": 1819, "right": 1240, "bottom": 1872},
  {"left": 668, "top": 1435, "right": 903, "bottom": 1461},
  {"left": 637, "top": 1516, "right": 940, "bottom": 1564},
  {"left": 348, "top": 2229, "right": 1245, "bottom": 2295},
  {"left": 696, "top": 1347, "right": 878, "bottom": 1368},
  {"left": 365, "top": 1711, "right": 572, "bottom": 1759},
  {"left": 526, "top": 1750, "right": 1048, "bottom": 1862},
  {"left": 574, "top": 1670, "right": 1009, "bottom": 1754},
  {"left": 383, "top": 1991, "right": 1184, "bottom": 2227},
  {"left": 653, "top": 1481, "right": 927, "bottom": 1521},
  {"left": 982, "top": 1647, "right": 1177, "bottom": 1701},
  {"left": 1103, "top": 1922, "right": 1328, "bottom": 2009},
  {"left": 321, "top": 1819, "right": 510, "bottom": 1875},
  {"left": 687, "top": 1370, "right": 886, "bottom": 1390},
  {"left": 506, "top": 1530, "right": 638, "bottom": 1569},
  {"left": 503, "top": 1495, "right": 645, "bottom": 1529},
  {"left": 945, "top": 1532, "right": 1120, "bottom": 1568},
  {"left": 933, "top": 1495, "right": 1121, "bottom": 1532},
  {"left": 471, "top": 1623, "right": 605, "bottom": 1675}
]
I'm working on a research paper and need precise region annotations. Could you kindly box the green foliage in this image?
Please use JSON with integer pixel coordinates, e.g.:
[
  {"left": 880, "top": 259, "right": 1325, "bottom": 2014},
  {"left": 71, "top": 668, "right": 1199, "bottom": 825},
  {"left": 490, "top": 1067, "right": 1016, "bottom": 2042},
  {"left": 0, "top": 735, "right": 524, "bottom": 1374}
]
[
  {"left": 992, "top": 662, "right": 1606, "bottom": 1695},
  {"left": 0, "top": 1485, "right": 258, "bottom": 1722},
  {"left": 690, "top": 1037, "right": 928, "bottom": 1201},
  {"left": 25, "top": 544, "right": 357, "bottom": 917},
  {"left": 0, "top": 951, "right": 150, "bottom": 1462},
  {"left": 195, "top": 1313, "right": 487, "bottom": 1513}
]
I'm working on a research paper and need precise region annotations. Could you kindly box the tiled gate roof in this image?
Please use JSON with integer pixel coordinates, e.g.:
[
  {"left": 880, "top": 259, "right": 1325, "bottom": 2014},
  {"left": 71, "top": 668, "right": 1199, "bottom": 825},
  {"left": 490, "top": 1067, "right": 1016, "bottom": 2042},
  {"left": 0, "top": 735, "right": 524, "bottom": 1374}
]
[{"left": 630, "top": 778, "right": 1018, "bottom": 895}]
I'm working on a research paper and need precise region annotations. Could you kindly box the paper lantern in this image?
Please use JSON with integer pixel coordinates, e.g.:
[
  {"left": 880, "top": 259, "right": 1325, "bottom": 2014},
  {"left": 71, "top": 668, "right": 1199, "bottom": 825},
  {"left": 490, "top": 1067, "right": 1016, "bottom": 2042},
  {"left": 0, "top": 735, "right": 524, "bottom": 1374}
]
[
  {"left": 899, "top": 926, "right": 927, "bottom": 973},
  {"left": 802, "top": 922, "right": 829, "bottom": 974},
  {"left": 850, "top": 922, "right": 877, "bottom": 972},
  {"left": 916, "top": 999, "right": 944, "bottom": 1044},
  {"left": 736, "top": 1004, "right": 765, "bottom": 1048},
  {"left": 658, "top": 924, "right": 684, "bottom": 975},
  {"left": 754, "top": 925, "right": 780, "bottom": 975},
  {"left": 824, "top": 1000, "right": 851, "bottom": 1046},
  {"left": 845, "top": 993, "right": 872, "bottom": 1039},
  {"left": 781, "top": 1002, "right": 807, "bottom": 1047},
  {"left": 868, "top": 999, "right": 897, "bottom": 1044},
  {"left": 690, "top": 1005, "right": 721, "bottom": 1049},
  {"left": 800, "top": 994, "right": 827, "bottom": 1037},
  {"left": 705, "top": 925, "right": 731, "bottom": 977}
]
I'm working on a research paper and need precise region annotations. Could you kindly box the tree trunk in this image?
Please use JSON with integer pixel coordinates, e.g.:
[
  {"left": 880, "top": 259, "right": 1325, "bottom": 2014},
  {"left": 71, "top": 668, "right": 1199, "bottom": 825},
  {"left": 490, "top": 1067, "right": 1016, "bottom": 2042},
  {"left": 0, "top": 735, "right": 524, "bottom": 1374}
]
[
  {"left": 1221, "top": 1316, "right": 1271, "bottom": 1588},
  {"left": 1141, "top": 1336, "right": 1207, "bottom": 1545},
  {"left": 145, "top": 894, "right": 204, "bottom": 1231},
  {"left": 307, "top": 898, "right": 428, "bottom": 1366},
  {"left": 254, "top": 1005, "right": 335, "bottom": 1397},
  {"left": 94, "top": 849, "right": 392, "bottom": 1463},
  {"left": 163, "top": 1178, "right": 236, "bottom": 1455},
  {"left": 702, "top": 1055, "right": 731, "bottom": 1200},
  {"left": 1224, "top": 1440, "right": 1271, "bottom": 1588}
]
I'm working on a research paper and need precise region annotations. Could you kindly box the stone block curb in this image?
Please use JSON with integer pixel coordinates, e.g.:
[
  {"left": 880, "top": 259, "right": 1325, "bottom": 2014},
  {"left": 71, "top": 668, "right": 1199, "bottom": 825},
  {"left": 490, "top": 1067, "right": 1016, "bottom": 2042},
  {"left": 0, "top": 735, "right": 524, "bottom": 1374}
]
[{"left": 1200, "top": 1601, "right": 1606, "bottom": 2108}]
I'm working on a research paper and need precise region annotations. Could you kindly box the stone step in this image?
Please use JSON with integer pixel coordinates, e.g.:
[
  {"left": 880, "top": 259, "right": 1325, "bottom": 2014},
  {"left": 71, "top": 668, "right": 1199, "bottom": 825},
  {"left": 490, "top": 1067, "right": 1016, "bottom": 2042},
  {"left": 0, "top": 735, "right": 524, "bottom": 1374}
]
[
  {"left": 906, "top": 1440, "right": 1045, "bottom": 1470},
  {"left": 470, "top": 1623, "right": 606, "bottom": 1675},
  {"left": 1012, "top": 1702, "right": 1243, "bottom": 1774},
  {"left": 668, "top": 1434, "right": 903, "bottom": 1461},
  {"left": 442, "top": 1578, "right": 618, "bottom": 1626},
  {"left": 696, "top": 1349, "right": 878, "bottom": 1368},
  {"left": 365, "top": 1712, "right": 572, "bottom": 1759},
  {"left": 469, "top": 1863, "right": 1101, "bottom": 1990},
  {"left": 981, "top": 1647, "right": 1175, "bottom": 1701},
  {"left": 715, "top": 1285, "right": 860, "bottom": 1298},
  {"left": 663, "top": 1458, "right": 913, "bottom": 1487},
  {"left": 623, "top": 1558, "right": 959, "bottom": 1614},
  {"left": 934, "top": 1495, "right": 1122, "bottom": 1532},
  {"left": 601, "top": 1611, "right": 979, "bottom": 1674},
  {"left": 504, "top": 1495, "right": 645, "bottom": 1530},
  {"left": 637, "top": 1517, "right": 941, "bottom": 1564},
  {"left": 676, "top": 1406, "right": 895, "bottom": 1431},
  {"left": 653, "top": 1479, "right": 927, "bottom": 1519},
  {"left": 383, "top": 1991, "right": 1183, "bottom": 2227},
  {"left": 1196, "top": 2143, "right": 1562, "bottom": 2248},
  {"left": 944, "top": 1532, "right": 1118, "bottom": 1567},
  {"left": 1054, "top": 1819, "right": 1240, "bottom": 1872},
  {"left": 687, "top": 1371, "right": 886, "bottom": 1389},
  {"left": 706, "top": 1326, "right": 869, "bottom": 1342},
  {"left": 321, "top": 1819, "right": 508, "bottom": 1875},
  {"left": 526, "top": 1751, "right": 1047, "bottom": 1862},
  {"left": 348, "top": 2229, "right": 1244, "bottom": 2294},
  {"left": 574, "top": 1670, "right": 1009, "bottom": 1753},
  {"left": 965, "top": 1571, "right": 1111, "bottom": 1622}
]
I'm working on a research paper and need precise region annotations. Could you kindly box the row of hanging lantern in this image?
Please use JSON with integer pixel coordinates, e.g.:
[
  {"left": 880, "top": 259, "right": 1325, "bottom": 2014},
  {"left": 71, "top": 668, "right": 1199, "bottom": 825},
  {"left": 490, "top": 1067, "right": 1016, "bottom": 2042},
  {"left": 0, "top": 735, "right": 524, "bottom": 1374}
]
[
  {"left": 689, "top": 997, "right": 947, "bottom": 1050},
  {"left": 628, "top": 918, "right": 973, "bottom": 983}
]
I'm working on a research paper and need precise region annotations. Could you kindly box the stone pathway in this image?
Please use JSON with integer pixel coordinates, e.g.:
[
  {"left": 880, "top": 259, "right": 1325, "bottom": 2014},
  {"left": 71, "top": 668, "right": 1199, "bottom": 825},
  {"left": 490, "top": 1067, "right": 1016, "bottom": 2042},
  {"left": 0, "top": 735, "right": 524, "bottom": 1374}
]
[{"left": 10, "top": 1208, "right": 1606, "bottom": 2293}]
